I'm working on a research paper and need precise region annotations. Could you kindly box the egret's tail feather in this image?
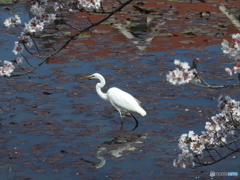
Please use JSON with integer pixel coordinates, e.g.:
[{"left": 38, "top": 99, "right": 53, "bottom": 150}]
[{"left": 139, "top": 108, "right": 146, "bottom": 116}]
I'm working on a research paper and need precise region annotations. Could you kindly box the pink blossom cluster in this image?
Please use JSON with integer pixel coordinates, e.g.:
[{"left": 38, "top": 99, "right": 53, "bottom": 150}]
[
  {"left": 4, "top": 15, "right": 21, "bottom": 28},
  {"left": 54, "top": 0, "right": 103, "bottom": 11},
  {"left": 19, "top": 32, "right": 33, "bottom": 48},
  {"left": 225, "top": 65, "right": 240, "bottom": 76},
  {"left": 0, "top": 61, "right": 15, "bottom": 77},
  {"left": 3, "top": 0, "right": 106, "bottom": 76},
  {"left": 25, "top": 0, "right": 56, "bottom": 33},
  {"left": 12, "top": 41, "right": 24, "bottom": 55},
  {"left": 174, "top": 95, "right": 240, "bottom": 168},
  {"left": 222, "top": 33, "right": 240, "bottom": 61},
  {"left": 79, "top": 0, "right": 102, "bottom": 9},
  {"left": 3, "top": 0, "right": 57, "bottom": 61},
  {"left": 166, "top": 59, "right": 199, "bottom": 85},
  {"left": 24, "top": 17, "right": 45, "bottom": 33},
  {"left": 222, "top": 33, "right": 240, "bottom": 76}
]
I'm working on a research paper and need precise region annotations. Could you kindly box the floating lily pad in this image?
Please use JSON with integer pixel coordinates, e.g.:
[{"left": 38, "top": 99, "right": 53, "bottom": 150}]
[{"left": 179, "top": 40, "right": 195, "bottom": 44}]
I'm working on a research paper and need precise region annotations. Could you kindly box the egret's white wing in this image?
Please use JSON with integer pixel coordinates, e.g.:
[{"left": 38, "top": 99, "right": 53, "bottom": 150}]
[{"left": 107, "top": 87, "right": 145, "bottom": 115}]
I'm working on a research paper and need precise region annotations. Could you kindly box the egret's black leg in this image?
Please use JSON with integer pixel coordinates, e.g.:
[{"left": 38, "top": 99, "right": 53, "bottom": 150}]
[
  {"left": 120, "top": 116, "right": 123, "bottom": 130},
  {"left": 130, "top": 113, "right": 139, "bottom": 131},
  {"left": 119, "top": 112, "right": 123, "bottom": 130}
]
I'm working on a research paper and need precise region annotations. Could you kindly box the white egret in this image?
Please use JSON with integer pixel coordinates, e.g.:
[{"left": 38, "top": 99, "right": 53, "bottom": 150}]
[{"left": 81, "top": 73, "right": 146, "bottom": 125}]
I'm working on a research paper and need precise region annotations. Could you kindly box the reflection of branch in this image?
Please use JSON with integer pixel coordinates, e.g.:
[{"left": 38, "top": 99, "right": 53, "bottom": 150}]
[
  {"left": 12, "top": 0, "right": 135, "bottom": 77},
  {"left": 113, "top": 16, "right": 164, "bottom": 51},
  {"left": 219, "top": 5, "right": 240, "bottom": 29}
]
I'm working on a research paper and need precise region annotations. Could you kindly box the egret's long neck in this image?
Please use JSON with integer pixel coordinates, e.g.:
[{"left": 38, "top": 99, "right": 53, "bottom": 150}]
[{"left": 96, "top": 76, "right": 108, "bottom": 101}]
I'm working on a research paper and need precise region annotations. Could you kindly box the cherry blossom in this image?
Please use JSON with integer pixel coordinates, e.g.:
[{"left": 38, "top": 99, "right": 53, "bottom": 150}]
[
  {"left": 79, "top": 0, "right": 103, "bottom": 9},
  {"left": 16, "top": 57, "right": 23, "bottom": 64},
  {"left": 166, "top": 59, "right": 199, "bottom": 85},
  {"left": 54, "top": 0, "right": 103, "bottom": 11},
  {"left": 225, "top": 67, "right": 233, "bottom": 76},
  {"left": 221, "top": 33, "right": 240, "bottom": 60},
  {"left": 20, "top": 32, "right": 33, "bottom": 48},
  {"left": 24, "top": 17, "right": 44, "bottom": 33},
  {"left": 4, "top": 15, "right": 21, "bottom": 28},
  {"left": 225, "top": 63, "right": 240, "bottom": 76},
  {"left": 0, "top": 61, "right": 15, "bottom": 77},
  {"left": 13, "top": 41, "right": 24, "bottom": 55},
  {"left": 30, "top": 2, "right": 45, "bottom": 17},
  {"left": 40, "top": 13, "right": 56, "bottom": 24},
  {"left": 174, "top": 95, "right": 240, "bottom": 168},
  {"left": 53, "top": 2, "right": 61, "bottom": 11},
  {"left": 30, "top": 1, "right": 56, "bottom": 24},
  {"left": 173, "top": 152, "right": 195, "bottom": 169}
]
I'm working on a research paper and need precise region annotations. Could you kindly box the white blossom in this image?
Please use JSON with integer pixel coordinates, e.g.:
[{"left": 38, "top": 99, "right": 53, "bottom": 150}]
[
  {"left": 4, "top": 15, "right": 21, "bottom": 28},
  {"left": 31, "top": 2, "right": 45, "bottom": 17},
  {"left": 225, "top": 67, "right": 232, "bottom": 76},
  {"left": 20, "top": 32, "right": 33, "bottom": 48},
  {"left": 16, "top": 57, "right": 23, "bottom": 64},
  {"left": 166, "top": 60, "right": 197, "bottom": 85},
  {"left": 3, "top": 61, "right": 15, "bottom": 76},
  {"left": 24, "top": 17, "right": 44, "bottom": 33},
  {"left": 233, "top": 66, "right": 240, "bottom": 74},
  {"left": 41, "top": 0, "right": 48, "bottom": 5},
  {"left": 173, "top": 152, "right": 195, "bottom": 168},
  {"left": 53, "top": 2, "right": 61, "bottom": 11},
  {"left": 174, "top": 96, "right": 240, "bottom": 168},
  {"left": 78, "top": 0, "right": 103, "bottom": 10},
  {"left": 13, "top": 41, "right": 24, "bottom": 55},
  {"left": 221, "top": 33, "right": 240, "bottom": 60},
  {"left": 0, "top": 61, "right": 15, "bottom": 77},
  {"left": 232, "top": 33, "right": 240, "bottom": 41},
  {"left": 174, "top": 59, "right": 181, "bottom": 65}
]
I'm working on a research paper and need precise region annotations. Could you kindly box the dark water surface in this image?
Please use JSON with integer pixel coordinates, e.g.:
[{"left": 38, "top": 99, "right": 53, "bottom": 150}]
[{"left": 0, "top": 2, "right": 239, "bottom": 180}]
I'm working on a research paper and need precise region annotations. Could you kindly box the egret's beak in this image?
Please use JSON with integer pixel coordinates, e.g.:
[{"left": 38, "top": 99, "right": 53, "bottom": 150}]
[
  {"left": 80, "top": 75, "right": 94, "bottom": 80},
  {"left": 81, "top": 158, "right": 98, "bottom": 166}
]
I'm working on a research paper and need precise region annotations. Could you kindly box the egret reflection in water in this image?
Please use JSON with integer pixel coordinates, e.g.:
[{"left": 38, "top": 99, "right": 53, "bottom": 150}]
[{"left": 81, "top": 131, "right": 147, "bottom": 169}]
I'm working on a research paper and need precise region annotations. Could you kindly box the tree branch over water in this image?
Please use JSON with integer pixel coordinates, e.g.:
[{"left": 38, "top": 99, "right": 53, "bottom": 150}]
[{"left": 5, "top": 0, "right": 135, "bottom": 77}]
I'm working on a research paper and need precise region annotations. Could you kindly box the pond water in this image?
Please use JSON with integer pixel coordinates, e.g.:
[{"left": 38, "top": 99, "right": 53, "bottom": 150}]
[{"left": 0, "top": 1, "right": 239, "bottom": 180}]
